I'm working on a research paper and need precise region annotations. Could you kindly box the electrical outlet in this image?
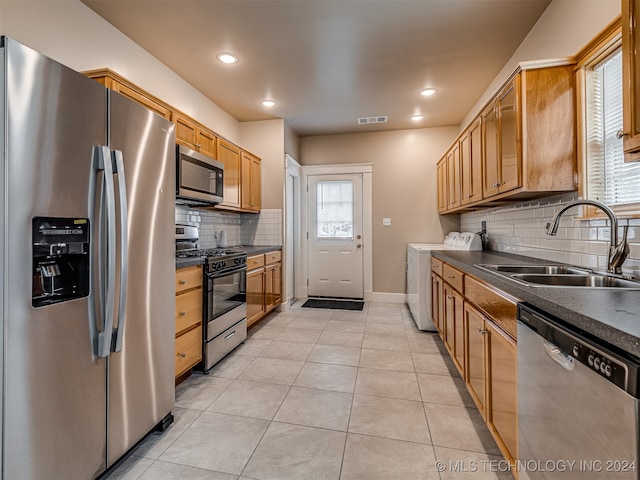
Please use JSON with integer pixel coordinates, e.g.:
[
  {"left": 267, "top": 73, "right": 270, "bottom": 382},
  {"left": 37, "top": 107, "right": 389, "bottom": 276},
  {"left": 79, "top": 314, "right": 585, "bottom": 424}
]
[{"left": 382, "top": 217, "right": 391, "bottom": 226}]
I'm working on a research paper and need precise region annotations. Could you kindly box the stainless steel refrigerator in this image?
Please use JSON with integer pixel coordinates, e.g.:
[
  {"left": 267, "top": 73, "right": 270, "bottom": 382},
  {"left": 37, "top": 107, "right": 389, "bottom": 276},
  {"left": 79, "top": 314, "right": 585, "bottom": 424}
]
[{"left": 0, "top": 37, "right": 176, "bottom": 479}]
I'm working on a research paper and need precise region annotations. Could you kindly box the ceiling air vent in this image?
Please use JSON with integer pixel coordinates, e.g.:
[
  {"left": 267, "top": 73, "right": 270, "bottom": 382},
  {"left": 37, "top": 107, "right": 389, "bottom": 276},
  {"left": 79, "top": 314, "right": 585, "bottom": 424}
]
[{"left": 358, "top": 115, "right": 387, "bottom": 125}]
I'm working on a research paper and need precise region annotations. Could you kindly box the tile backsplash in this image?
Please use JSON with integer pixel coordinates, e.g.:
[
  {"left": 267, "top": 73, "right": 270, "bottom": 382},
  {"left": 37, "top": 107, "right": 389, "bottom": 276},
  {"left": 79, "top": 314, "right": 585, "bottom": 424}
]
[
  {"left": 459, "top": 192, "right": 640, "bottom": 278},
  {"left": 175, "top": 205, "right": 282, "bottom": 249}
]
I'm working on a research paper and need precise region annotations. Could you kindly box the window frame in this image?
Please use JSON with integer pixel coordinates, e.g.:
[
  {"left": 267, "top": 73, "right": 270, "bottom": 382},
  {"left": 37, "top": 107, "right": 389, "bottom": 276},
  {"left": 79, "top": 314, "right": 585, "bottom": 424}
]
[{"left": 576, "top": 17, "right": 640, "bottom": 218}]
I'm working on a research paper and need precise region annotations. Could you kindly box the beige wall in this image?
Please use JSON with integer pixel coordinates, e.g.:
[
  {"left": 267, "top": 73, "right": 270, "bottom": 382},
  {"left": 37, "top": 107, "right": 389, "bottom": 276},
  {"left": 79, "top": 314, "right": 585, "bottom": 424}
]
[
  {"left": 0, "top": 0, "right": 241, "bottom": 142},
  {"left": 300, "top": 128, "right": 460, "bottom": 294},
  {"left": 240, "top": 119, "right": 285, "bottom": 210},
  {"left": 461, "top": 0, "right": 620, "bottom": 127},
  {"left": 284, "top": 122, "right": 301, "bottom": 162}
]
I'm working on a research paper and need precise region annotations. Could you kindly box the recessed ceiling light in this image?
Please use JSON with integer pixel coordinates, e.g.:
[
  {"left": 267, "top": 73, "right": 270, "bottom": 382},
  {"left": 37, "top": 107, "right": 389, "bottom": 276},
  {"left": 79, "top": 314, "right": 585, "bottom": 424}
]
[
  {"left": 217, "top": 52, "right": 239, "bottom": 64},
  {"left": 420, "top": 88, "right": 437, "bottom": 97},
  {"left": 261, "top": 100, "right": 276, "bottom": 108},
  {"left": 411, "top": 114, "right": 424, "bottom": 121}
]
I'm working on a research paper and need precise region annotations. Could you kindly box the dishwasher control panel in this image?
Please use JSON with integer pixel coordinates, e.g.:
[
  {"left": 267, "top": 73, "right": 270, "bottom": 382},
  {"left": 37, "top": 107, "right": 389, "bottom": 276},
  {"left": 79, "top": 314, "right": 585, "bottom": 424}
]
[{"left": 518, "top": 303, "right": 639, "bottom": 397}]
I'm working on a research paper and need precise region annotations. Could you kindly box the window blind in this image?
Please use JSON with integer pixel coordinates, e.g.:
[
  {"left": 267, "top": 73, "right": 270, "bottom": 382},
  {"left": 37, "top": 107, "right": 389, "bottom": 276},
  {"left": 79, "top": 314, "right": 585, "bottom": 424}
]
[{"left": 586, "top": 48, "right": 640, "bottom": 207}]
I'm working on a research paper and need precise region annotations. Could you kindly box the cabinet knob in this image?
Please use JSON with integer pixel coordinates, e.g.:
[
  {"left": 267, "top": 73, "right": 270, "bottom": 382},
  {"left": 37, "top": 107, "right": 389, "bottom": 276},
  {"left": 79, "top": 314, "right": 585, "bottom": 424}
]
[
  {"left": 179, "top": 311, "right": 187, "bottom": 316},
  {"left": 617, "top": 130, "right": 628, "bottom": 139},
  {"left": 179, "top": 279, "right": 186, "bottom": 285},
  {"left": 446, "top": 295, "right": 453, "bottom": 299},
  {"left": 447, "top": 275, "right": 455, "bottom": 279},
  {"left": 178, "top": 352, "right": 186, "bottom": 358}
]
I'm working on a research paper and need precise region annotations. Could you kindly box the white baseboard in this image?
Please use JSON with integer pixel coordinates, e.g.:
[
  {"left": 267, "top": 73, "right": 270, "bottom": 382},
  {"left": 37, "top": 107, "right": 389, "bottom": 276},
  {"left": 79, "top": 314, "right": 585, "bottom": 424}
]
[{"left": 364, "top": 291, "right": 407, "bottom": 303}]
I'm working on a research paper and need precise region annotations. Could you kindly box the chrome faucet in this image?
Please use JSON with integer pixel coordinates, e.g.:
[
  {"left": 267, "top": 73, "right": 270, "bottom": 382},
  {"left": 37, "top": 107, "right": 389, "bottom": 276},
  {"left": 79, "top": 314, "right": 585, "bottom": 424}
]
[{"left": 545, "top": 199, "right": 630, "bottom": 275}]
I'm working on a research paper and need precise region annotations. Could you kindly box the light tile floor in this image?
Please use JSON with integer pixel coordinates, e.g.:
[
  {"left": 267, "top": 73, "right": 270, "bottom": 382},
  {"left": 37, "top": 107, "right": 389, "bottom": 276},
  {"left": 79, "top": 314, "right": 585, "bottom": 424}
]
[{"left": 105, "top": 302, "right": 512, "bottom": 480}]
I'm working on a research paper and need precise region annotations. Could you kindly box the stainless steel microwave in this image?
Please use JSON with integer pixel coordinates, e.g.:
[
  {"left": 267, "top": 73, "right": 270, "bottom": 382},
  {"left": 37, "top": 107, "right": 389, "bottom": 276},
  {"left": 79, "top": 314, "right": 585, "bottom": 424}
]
[{"left": 176, "top": 145, "right": 224, "bottom": 206}]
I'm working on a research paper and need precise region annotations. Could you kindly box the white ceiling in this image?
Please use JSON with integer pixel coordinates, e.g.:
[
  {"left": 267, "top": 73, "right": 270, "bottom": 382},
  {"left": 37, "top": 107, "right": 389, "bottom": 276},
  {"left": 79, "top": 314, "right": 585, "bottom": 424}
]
[{"left": 81, "top": 0, "right": 551, "bottom": 137}]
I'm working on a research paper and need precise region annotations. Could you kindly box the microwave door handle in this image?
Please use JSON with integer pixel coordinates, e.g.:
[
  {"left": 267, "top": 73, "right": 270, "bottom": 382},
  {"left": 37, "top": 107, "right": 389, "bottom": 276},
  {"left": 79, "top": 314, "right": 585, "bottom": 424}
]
[
  {"left": 96, "top": 146, "right": 117, "bottom": 358},
  {"left": 111, "top": 149, "right": 128, "bottom": 353}
]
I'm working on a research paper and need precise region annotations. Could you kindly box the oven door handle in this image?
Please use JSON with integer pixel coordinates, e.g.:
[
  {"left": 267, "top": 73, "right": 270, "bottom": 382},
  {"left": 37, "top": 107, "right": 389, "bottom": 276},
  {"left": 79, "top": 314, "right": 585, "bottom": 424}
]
[{"left": 208, "top": 267, "right": 247, "bottom": 279}]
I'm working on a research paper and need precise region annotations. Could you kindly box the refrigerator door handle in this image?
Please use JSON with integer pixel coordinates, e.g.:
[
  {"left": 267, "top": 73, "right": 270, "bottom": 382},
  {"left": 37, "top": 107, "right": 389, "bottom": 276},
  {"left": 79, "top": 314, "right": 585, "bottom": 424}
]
[
  {"left": 111, "top": 149, "right": 129, "bottom": 353},
  {"left": 97, "top": 145, "right": 117, "bottom": 358}
]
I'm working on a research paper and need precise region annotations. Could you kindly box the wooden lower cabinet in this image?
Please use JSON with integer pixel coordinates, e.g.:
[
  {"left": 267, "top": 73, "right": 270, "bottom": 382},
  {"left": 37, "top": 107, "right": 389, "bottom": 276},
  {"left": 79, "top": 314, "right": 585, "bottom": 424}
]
[
  {"left": 175, "top": 265, "right": 203, "bottom": 379},
  {"left": 487, "top": 320, "right": 518, "bottom": 464},
  {"left": 430, "top": 272, "right": 443, "bottom": 334},
  {"left": 464, "top": 302, "right": 488, "bottom": 419},
  {"left": 434, "top": 256, "right": 518, "bottom": 472},
  {"left": 443, "top": 283, "right": 464, "bottom": 376},
  {"left": 246, "top": 250, "right": 282, "bottom": 328},
  {"left": 246, "top": 267, "right": 266, "bottom": 327}
]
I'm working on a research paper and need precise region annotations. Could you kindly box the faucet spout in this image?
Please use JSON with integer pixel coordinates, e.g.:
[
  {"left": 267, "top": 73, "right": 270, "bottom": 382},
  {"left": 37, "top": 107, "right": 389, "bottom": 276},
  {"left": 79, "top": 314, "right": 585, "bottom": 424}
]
[{"left": 545, "top": 199, "right": 627, "bottom": 274}]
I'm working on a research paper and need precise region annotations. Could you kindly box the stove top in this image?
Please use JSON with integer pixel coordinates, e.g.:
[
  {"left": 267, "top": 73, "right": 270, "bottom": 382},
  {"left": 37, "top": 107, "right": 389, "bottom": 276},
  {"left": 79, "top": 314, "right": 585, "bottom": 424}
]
[{"left": 176, "top": 248, "right": 239, "bottom": 259}]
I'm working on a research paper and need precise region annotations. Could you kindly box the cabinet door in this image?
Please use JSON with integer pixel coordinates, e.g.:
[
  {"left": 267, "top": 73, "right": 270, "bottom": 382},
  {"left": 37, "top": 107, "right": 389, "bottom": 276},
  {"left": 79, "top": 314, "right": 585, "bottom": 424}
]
[
  {"left": 443, "top": 283, "right": 455, "bottom": 356},
  {"left": 241, "top": 151, "right": 261, "bottom": 212},
  {"left": 265, "top": 263, "right": 282, "bottom": 312},
  {"left": 172, "top": 112, "right": 198, "bottom": 150},
  {"left": 622, "top": 0, "right": 640, "bottom": 161},
  {"left": 464, "top": 303, "right": 487, "bottom": 419},
  {"left": 430, "top": 273, "right": 443, "bottom": 334},
  {"left": 497, "top": 77, "right": 521, "bottom": 193},
  {"left": 436, "top": 160, "right": 447, "bottom": 213},
  {"left": 443, "top": 283, "right": 464, "bottom": 376},
  {"left": 446, "top": 145, "right": 461, "bottom": 210},
  {"left": 246, "top": 268, "right": 265, "bottom": 327},
  {"left": 217, "top": 138, "right": 242, "bottom": 208},
  {"left": 487, "top": 320, "right": 518, "bottom": 463},
  {"left": 482, "top": 102, "right": 499, "bottom": 197},
  {"left": 461, "top": 118, "right": 483, "bottom": 205},
  {"left": 196, "top": 128, "right": 217, "bottom": 159}
]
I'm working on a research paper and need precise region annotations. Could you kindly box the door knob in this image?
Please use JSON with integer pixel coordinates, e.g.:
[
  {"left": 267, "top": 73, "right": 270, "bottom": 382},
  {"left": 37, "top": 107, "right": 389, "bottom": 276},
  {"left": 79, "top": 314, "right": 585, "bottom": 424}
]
[
  {"left": 356, "top": 234, "right": 361, "bottom": 239},
  {"left": 357, "top": 244, "right": 362, "bottom": 248}
]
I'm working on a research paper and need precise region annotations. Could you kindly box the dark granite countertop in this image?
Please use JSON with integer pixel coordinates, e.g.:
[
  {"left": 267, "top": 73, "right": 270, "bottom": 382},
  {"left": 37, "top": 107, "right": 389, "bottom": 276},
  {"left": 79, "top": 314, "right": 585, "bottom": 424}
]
[
  {"left": 175, "top": 245, "right": 281, "bottom": 270},
  {"left": 431, "top": 250, "right": 640, "bottom": 357}
]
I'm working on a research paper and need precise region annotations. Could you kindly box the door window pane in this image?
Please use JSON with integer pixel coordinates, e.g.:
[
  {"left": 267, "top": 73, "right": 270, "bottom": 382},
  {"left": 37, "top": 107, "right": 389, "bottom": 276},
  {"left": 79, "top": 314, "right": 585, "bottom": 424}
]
[{"left": 316, "top": 181, "right": 353, "bottom": 238}]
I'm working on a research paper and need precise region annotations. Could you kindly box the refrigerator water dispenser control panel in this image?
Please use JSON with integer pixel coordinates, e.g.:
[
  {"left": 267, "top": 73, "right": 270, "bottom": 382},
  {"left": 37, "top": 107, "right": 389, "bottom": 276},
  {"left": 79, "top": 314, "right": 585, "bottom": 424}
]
[{"left": 32, "top": 217, "right": 90, "bottom": 307}]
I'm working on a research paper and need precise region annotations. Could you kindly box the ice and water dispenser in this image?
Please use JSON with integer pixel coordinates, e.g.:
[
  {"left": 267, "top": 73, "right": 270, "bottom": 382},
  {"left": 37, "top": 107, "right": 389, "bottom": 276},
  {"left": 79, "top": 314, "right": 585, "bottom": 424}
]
[{"left": 32, "top": 217, "right": 90, "bottom": 307}]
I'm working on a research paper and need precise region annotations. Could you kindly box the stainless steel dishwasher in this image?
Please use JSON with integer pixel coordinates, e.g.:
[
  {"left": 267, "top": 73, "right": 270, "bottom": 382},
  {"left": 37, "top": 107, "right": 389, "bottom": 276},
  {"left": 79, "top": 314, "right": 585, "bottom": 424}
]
[{"left": 518, "top": 303, "right": 640, "bottom": 480}]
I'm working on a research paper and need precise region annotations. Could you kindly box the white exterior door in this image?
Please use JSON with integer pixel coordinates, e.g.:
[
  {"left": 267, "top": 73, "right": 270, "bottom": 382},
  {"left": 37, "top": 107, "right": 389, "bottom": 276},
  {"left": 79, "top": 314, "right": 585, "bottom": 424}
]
[{"left": 308, "top": 174, "right": 364, "bottom": 298}]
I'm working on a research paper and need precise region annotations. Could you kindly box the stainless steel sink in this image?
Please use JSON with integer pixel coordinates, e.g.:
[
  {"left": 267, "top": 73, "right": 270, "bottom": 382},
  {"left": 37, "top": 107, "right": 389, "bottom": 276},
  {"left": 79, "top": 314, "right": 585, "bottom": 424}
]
[
  {"left": 478, "top": 264, "right": 590, "bottom": 275},
  {"left": 511, "top": 274, "right": 640, "bottom": 289},
  {"left": 476, "top": 264, "right": 640, "bottom": 289}
]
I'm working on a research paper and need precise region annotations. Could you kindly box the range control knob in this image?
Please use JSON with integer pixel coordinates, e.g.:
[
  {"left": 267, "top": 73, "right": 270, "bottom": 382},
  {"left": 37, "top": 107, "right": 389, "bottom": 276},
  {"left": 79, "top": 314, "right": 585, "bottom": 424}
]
[
  {"left": 594, "top": 358, "right": 601, "bottom": 369},
  {"left": 600, "top": 362, "right": 607, "bottom": 374},
  {"left": 588, "top": 354, "right": 595, "bottom": 367},
  {"left": 604, "top": 364, "right": 612, "bottom": 377},
  {"left": 572, "top": 345, "right": 581, "bottom": 357}
]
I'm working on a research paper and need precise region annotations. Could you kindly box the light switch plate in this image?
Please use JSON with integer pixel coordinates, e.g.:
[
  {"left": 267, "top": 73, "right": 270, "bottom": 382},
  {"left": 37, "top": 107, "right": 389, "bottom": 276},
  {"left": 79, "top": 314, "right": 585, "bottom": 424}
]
[{"left": 383, "top": 217, "right": 391, "bottom": 226}]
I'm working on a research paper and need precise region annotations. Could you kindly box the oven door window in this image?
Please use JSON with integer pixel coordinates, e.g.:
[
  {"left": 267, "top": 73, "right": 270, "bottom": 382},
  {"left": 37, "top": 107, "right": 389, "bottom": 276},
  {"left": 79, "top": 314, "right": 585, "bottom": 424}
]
[{"left": 209, "top": 270, "right": 246, "bottom": 319}]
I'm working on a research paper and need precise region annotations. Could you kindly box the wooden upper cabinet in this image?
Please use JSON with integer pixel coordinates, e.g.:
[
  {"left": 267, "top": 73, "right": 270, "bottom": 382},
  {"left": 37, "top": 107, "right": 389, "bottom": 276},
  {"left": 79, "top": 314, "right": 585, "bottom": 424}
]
[
  {"left": 622, "top": 0, "right": 640, "bottom": 161},
  {"left": 440, "top": 62, "right": 576, "bottom": 214},
  {"left": 172, "top": 111, "right": 217, "bottom": 158},
  {"left": 496, "top": 77, "right": 521, "bottom": 193},
  {"left": 460, "top": 118, "right": 483, "bottom": 205},
  {"left": 436, "top": 160, "right": 447, "bottom": 213},
  {"left": 217, "top": 138, "right": 242, "bottom": 209},
  {"left": 83, "top": 69, "right": 171, "bottom": 120},
  {"left": 241, "top": 150, "right": 261, "bottom": 212},
  {"left": 446, "top": 145, "right": 461, "bottom": 210}
]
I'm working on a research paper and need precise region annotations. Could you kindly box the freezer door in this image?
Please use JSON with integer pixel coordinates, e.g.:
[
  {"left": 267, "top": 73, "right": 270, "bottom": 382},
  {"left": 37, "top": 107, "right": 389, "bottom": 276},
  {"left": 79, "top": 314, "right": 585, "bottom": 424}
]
[
  {"left": 106, "top": 91, "right": 176, "bottom": 466},
  {"left": 2, "top": 38, "right": 108, "bottom": 479}
]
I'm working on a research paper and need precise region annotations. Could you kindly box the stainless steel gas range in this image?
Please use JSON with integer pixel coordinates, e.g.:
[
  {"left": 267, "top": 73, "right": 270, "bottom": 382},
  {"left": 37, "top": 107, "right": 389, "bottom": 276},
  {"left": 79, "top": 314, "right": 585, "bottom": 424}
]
[{"left": 176, "top": 226, "right": 248, "bottom": 371}]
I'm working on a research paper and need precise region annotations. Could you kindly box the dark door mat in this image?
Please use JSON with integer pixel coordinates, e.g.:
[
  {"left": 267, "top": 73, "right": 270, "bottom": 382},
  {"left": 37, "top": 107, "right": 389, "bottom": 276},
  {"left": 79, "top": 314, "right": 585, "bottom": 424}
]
[{"left": 302, "top": 299, "right": 365, "bottom": 311}]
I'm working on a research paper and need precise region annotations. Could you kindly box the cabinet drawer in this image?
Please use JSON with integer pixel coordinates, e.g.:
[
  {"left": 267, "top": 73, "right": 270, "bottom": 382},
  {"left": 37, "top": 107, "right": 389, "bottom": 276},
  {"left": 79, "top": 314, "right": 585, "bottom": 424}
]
[
  {"left": 247, "top": 254, "right": 265, "bottom": 270},
  {"left": 175, "top": 326, "right": 202, "bottom": 377},
  {"left": 443, "top": 264, "right": 464, "bottom": 293},
  {"left": 465, "top": 275, "right": 517, "bottom": 340},
  {"left": 175, "top": 288, "right": 202, "bottom": 335},
  {"left": 431, "top": 256, "right": 443, "bottom": 276},
  {"left": 265, "top": 250, "right": 281, "bottom": 265},
  {"left": 176, "top": 265, "right": 202, "bottom": 293}
]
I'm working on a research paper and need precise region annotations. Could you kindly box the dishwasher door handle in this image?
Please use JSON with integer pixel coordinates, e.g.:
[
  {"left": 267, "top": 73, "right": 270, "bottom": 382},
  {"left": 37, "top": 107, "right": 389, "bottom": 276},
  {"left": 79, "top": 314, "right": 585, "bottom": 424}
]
[{"left": 544, "top": 339, "right": 574, "bottom": 370}]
